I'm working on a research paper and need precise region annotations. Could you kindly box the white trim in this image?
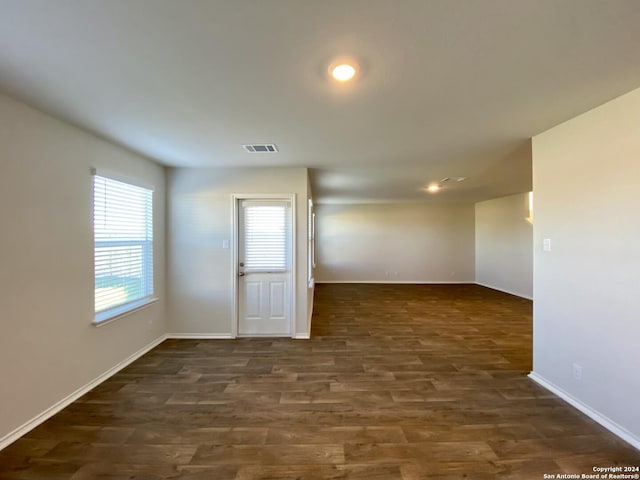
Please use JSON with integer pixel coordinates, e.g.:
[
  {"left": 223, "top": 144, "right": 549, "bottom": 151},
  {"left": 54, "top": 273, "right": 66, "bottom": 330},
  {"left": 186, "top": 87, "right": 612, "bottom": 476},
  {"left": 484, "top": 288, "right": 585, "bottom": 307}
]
[
  {"left": 93, "top": 297, "right": 159, "bottom": 326},
  {"left": 475, "top": 282, "right": 533, "bottom": 300},
  {"left": 231, "top": 195, "right": 239, "bottom": 338},
  {"left": 166, "top": 334, "right": 234, "bottom": 339},
  {"left": 294, "top": 334, "right": 311, "bottom": 340},
  {"left": 315, "top": 280, "right": 475, "bottom": 284},
  {"left": 311, "top": 212, "right": 316, "bottom": 269},
  {"left": 0, "top": 334, "right": 167, "bottom": 452},
  {"left": 528, "top": 372, "right": 640, "bottom": 451},
  {"left": 237, "top": 333, "right": 291, "bottom": 338},
  {"left": 291, "top": 196, "right": 297, "bottom": 338}
]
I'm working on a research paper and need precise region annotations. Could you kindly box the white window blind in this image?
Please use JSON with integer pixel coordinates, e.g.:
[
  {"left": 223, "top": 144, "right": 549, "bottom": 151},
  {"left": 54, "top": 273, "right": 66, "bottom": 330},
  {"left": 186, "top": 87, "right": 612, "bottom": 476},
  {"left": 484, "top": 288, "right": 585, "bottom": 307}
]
[
  {"left": 242, "top": 201, "right": 289, "bottom": 271},
  {"left": 93, "top": 175, "right": 153, "bottom": 320}
]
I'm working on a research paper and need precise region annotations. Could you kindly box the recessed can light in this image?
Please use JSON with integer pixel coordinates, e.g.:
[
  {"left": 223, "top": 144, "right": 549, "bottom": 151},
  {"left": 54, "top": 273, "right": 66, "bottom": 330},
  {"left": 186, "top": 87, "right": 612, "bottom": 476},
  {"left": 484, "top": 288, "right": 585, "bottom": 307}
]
[
  {"left": 328, "top": 57, "right": 359, "bottom": 82},
  {"left": 427, "top": 184, "right": 440, "bottom": 193},
  {"left": 332, "top": 64, "right": 356, "bottom": 81}
]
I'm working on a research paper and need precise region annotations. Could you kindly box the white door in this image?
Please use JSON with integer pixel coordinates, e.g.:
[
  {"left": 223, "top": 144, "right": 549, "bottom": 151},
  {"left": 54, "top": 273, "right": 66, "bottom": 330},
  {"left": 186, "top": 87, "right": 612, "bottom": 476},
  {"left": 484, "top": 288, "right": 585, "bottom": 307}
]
[{"left": 237, "top": 199, "right": 293, "bottom": 336}]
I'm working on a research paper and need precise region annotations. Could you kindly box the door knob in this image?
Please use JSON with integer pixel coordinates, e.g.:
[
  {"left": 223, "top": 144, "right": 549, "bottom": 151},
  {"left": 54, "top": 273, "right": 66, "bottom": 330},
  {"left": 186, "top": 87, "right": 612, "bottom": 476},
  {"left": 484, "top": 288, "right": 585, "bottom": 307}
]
[
  {"left": 239, "top": 262, "right": 245, "bottom": 267},
  {"left": 239, "top": 272, "right": 245, "bottom": 277}
]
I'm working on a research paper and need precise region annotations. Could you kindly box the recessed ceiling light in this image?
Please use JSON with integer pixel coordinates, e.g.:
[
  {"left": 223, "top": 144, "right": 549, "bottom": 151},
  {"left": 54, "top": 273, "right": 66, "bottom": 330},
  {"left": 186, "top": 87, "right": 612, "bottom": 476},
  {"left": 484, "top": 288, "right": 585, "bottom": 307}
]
[
  {"left": 427, "top": 184, "right": 440, "bottom": 193},
  {"left": 328, "top": 57, "right": 359, "bottom": 82},
  {"left": 332, "top": 64, "right": 356, "bottom": 82}
]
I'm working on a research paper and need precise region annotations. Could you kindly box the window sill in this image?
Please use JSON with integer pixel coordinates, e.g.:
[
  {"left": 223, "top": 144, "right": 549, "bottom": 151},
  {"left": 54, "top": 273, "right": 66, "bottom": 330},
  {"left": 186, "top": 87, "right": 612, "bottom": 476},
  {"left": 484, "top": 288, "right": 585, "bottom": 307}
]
[{"left": 93, "top": 297, "right": 159, "bottom": 327}]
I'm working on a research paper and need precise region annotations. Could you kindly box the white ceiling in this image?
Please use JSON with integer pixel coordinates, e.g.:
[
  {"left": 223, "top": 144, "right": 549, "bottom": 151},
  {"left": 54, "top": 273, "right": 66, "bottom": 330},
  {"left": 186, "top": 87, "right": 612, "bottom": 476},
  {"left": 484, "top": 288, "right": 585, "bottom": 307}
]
[{"left": 1, "top": 0, "right": 640, "bottom": 204}]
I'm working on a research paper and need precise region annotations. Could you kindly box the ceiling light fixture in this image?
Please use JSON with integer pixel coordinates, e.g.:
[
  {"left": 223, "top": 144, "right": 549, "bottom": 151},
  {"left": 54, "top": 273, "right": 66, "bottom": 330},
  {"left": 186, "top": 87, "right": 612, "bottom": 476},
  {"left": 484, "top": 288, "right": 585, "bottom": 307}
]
[
  {"left": 332, "top": 64, "right": 356, "bottom": 81},
  {"left": 328, "top": 57, "right": 359, "bottom": 82},
  {"left": 427, "top": 184, "right": 440, "bottom": 193}
]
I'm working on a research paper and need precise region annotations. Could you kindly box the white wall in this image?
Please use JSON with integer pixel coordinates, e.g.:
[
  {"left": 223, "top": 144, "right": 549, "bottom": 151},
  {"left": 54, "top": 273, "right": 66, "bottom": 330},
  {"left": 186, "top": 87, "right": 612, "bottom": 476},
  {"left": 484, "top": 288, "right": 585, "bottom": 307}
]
[
  {"left": 0, "top": 94, "right": 166, "bottom": 445},
  {"left": 315, "top": 203, "right": 475, "bottom": 283},
  {"left": 167, "top": 167, "right": 310, "bottom": 338},
  {"left": 532, "top": 87, "right": 640, "bottom": 447},
  {"left": 475, "top": 193, "right": 533, "bottom": 299}
]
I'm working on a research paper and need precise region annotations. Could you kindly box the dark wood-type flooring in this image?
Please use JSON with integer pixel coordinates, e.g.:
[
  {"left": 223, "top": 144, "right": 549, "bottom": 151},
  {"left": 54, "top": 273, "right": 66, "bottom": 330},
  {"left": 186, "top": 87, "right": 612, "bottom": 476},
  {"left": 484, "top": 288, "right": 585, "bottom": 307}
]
[{"left": 1, "top": 283, "right": 638, "bottom": 479}]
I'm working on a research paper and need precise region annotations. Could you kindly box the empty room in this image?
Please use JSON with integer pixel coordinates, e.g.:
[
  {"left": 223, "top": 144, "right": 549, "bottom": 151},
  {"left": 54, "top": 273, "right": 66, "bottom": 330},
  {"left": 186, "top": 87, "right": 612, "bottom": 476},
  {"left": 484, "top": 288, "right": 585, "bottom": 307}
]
[{"left": 1, "top": 1, "right": 639, "bottom": 478}]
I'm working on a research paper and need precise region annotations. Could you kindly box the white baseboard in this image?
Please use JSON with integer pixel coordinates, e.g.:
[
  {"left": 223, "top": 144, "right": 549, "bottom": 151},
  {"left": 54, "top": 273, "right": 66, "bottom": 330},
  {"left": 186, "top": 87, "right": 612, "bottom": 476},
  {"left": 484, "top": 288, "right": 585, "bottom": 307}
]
[
  {"left": 528, "top": 372, "right": 640, "bottom": 451},
  {"left": 475, "top": 282, "right": 533, "bottom": 300},
  {"left": 0, "top": 334, "right": 167, "bottom": 451},
  {"left": 169, "top": 333, "right": 318, "bottom": 340},
  {"left": 166, "top": 333, "right": 235, "bottom": 339}
]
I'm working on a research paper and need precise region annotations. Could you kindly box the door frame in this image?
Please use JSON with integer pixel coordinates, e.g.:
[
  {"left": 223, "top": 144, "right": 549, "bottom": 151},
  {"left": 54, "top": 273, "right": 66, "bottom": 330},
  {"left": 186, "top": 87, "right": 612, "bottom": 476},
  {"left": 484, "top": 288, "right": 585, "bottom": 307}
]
[{"left": 231, "top": 193, "right": 297, "bottom": 338}]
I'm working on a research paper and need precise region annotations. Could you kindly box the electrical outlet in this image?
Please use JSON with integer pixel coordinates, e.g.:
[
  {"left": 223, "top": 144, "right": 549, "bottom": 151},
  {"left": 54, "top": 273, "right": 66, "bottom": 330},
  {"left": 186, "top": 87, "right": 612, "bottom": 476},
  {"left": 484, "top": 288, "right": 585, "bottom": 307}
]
[{"left": 572, "top": 363, "right": 582, "bottom": 381}]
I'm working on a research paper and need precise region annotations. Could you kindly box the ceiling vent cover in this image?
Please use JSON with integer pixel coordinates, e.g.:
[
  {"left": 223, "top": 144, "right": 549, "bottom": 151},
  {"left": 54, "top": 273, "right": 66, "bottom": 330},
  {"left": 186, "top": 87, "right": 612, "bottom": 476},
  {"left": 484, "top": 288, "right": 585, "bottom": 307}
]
[{"left": 243, "top": 144, "right": 278, "bottom": 153}]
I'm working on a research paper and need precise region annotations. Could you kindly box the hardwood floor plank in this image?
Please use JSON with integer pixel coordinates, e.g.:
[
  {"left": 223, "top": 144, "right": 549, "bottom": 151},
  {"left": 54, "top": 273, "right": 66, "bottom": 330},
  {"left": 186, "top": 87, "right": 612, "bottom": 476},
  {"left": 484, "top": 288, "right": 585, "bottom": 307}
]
[
  {"left": 126, "top": 426, "right": 269, "bottom": 446},
  {"left": 191, "top": 444, "right": 345, "bottom": 465},
  {"left": 266, "top": 426, "right": 407, "bottom": 445},
  {"left": 343, "top": 441, "right": 499, "bottom": 464},
  {"left": 236, "top": 463, "right": 403, "bottom": 480},
  {"left": 41, "top": 441, "right": 197, "bottom": 465}
]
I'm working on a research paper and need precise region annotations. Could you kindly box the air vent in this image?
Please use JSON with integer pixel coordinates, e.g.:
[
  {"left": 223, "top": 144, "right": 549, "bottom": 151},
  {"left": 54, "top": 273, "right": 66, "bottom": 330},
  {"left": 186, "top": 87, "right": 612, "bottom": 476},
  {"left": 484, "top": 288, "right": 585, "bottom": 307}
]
[
  {"left": 440, "top": 176, "right": 467, "bottom": 183},
  {"left": 242, "top": 144, "right": 278, "bottom": 153}
]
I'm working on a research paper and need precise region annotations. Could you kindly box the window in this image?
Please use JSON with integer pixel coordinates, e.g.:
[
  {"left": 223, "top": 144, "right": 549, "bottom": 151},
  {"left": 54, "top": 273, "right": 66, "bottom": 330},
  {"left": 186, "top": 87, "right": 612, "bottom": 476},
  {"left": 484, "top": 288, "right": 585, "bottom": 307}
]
[
  {"left": 93, "top": 174, "right": 154, "bottom": 323},
  {"left": 242, "top": 200, "right": 290, "bottom": 271}
]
